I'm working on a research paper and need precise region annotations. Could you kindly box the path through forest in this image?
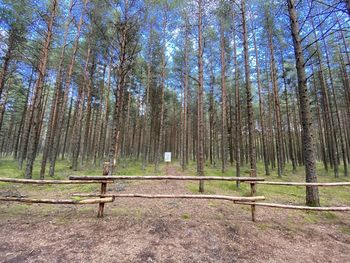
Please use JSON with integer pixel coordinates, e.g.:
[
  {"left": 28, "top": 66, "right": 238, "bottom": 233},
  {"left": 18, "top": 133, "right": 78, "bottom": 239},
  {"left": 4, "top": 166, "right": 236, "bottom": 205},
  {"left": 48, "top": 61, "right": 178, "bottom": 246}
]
[{"left": 1, "top": 165, "right": 350, "bottom": 262}]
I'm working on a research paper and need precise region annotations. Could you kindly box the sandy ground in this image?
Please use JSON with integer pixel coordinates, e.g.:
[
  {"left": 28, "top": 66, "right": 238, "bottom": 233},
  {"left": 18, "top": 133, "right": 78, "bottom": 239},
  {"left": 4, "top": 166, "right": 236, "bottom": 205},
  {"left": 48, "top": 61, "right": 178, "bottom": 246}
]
[{"left": 1, "top": 166, "right": 350, "bottom": 263}]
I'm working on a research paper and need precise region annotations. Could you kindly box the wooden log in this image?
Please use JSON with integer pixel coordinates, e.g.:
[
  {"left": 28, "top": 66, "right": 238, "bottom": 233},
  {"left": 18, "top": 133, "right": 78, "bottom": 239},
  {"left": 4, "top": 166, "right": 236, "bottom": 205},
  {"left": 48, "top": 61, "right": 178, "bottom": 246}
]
[
  {"left": 97, "top": 162, "right": 109, "bottom": 218},
  {"left": 0, "top": 178, "right": 113, "bottom": 184},
  {"left": 253, "top": 181, "right": 350, "bottom": 186},
  {"left": 72, "top": 193, "right": 265, "bottom": 202},
  {"left": 235, "top": 202, "right": 350, "bottom": 211},
  {"left": 0, "top": 197, "right": 114, "bottom": 204},
  {"left": 69, "top": 175, "right": 265, "bottom": 182}
]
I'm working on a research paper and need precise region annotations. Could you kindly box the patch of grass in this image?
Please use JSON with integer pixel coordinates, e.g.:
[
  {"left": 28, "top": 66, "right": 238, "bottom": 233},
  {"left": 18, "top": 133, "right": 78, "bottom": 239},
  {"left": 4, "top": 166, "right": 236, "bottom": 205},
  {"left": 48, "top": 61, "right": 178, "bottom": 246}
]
[
  {"left": 208, "top": 201, "right": 217, "bottom": 207},
  {"left": 181, "top": 213, "right": 190, "bottom": 220},
  {"left": 302, "top": 212, "right": 320, "bottom": 223},
  {"left": 0, "top": 203, "right": 28, "bottom": 215},
  {"left": 257, "top": 222, "right": 270, "bottom": 231},
  {"left": 110, "top": 207, "right": 129, "bottom": 216},
  {"left": 339, "top": 225, "right": 350, "bottom": 235},
  {"left": 321, "top": 211, "right": 338, "bottom": 220}
]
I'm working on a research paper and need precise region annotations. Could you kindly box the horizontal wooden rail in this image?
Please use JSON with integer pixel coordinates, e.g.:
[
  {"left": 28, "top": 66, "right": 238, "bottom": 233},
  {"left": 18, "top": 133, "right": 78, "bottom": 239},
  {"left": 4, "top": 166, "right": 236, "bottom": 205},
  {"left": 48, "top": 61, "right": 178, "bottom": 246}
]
[
  {"left": 73, "top": 193, "right": 265, "bottom": 202},
  {"left": 69, "top": 175, "right": 265, "bottom": 182},
  {"left": 0, "top": 178, "right": 113, "bottom": 184},
  {"left": 0, "top": 197, "right": 114, "bottom": 204},
  {"left": 235, "top": 202, "right": 350, "bottom": 211},
  {"left": 254, "top": 181, "right": 350, "bottom": 187}
]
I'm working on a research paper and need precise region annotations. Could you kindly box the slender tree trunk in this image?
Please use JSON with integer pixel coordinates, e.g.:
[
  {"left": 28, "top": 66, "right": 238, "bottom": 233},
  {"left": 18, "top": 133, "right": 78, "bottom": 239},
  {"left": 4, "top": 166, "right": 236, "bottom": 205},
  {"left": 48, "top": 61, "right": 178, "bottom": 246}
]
[
  {"left": 282, "top": 57, "right": 296, "bottom": 172},
  {"left": 40, "top": 0, "right": 74, "bottom": 178},
  {"left": 61, "top": 96, "right": 73, "bottom": 160},
  {"left": 242, "top": 0, "right": 256, "bottom": 173},
  {"left": 182, "top": 15, "right": 189, "bottom": 171},
  {"left": 320, "top": 33, "right": 348, "bottom": 176},
  {"left": 25, "top": 0, "right": 58, "bottom": 179},
  {"left": 197, "top": 0, "right": 205, "bottom": 192},
  {"left": 310, "top": 17, "right": 339, "bottom": 177},
  {"left": 232, "top": 13, "right": 241, "bottom": 185},
  {"left": 154, "top": 8, "right": 167, "bottom": 173},
  {"left": 100, "top": 61, "right": 112, "bottom": 161},
  {"left": 252, "top": 28, "right": 269, "bottom": 175},
  {"left": 0, "top": 78, "right": 11, "bottom": 132},
  {"left": 82, "top": 55, "right": 95, "bottom": 162},
  {"left": 287, "top": 0, "right": 319, "bottom": 206},
  {"left": 220, "top": 20, "right": 227, "bottom": 173},
  {"left": 49, "top": 0, "right": 88, "bottom": 177},
  {"left": 266, "top": 18, "right": 283, "bottom": 176},
  {"left": 0, "top": 26, "right": 17, "bottom": 102}
]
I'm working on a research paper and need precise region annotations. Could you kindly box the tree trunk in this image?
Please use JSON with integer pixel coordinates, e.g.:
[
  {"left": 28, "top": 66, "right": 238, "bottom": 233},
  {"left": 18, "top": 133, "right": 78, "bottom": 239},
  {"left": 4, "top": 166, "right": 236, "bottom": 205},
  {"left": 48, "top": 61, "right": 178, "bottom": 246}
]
[
  {"left": 252, "top": 28, "right": 269, "bottom": 176},
  {"left": 282, "top": 57, "right": 296, "bottom": 173},
  {"left": 197, "top": 0, "right": 205, "bottom": 192},
  {"left": 40, "top": 0, "right": 74, "bottom": 178},
  {"left": 232, "top": 13, "right": 241, "bottom": 185},
  {"left": 266, "top": 18, "right": 283, "bottom": 177},
  {"left": 154, "top": 8, "right": 167, "bottom": 173},
  {"left": 242, "top": 0, "right": 256, "bottom": 173},
  {"left": 25, "top": 0, "right": 58, "bottom": 179},
  {"left": 49, "top": 0, "right": 87, "bottom": 177},
  {"left": 220, "top": 20, "right": 227, "bottom": 173},
  {"left": 287, "top": 0, "right": 319, "bottom": 206}
]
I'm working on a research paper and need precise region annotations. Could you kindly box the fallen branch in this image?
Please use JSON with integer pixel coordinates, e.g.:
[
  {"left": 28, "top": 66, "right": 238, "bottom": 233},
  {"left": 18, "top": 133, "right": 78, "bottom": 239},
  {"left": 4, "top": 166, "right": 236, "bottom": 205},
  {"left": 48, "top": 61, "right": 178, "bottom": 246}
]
[
  {"left": 72, "top": 193, "right": 265, "bottom": 202},
  {"left": 69, "top": 175, "right": 264, "bottom": 182},
  {"left": 235, "top": 202, "right": 350, "bottom": 211},
  {"left": 0, "top": 197, "right": 114, "bottom": 204}
]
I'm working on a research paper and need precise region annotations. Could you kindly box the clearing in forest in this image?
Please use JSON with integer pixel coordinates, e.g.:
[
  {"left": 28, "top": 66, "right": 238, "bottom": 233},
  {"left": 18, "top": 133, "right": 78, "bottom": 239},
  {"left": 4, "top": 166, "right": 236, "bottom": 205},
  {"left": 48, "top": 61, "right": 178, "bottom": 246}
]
[{"left": 0, "top": 164, "right": 349, "bottom": 263}]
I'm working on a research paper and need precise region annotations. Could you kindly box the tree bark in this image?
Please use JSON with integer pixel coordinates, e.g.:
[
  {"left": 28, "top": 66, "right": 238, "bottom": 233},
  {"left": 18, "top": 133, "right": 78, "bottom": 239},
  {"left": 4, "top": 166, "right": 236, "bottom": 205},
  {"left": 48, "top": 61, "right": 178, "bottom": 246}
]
[
  {"left": 242, "top": 0, "right": 256, "bottom": 173},
  {"left": 252, "top": 28, "right": 269, "bottom": 176},
  {"left": 25, "top": 0, "right": 58, "bottom": 179},
  {"left": 287, "top": 0, "right": 319, "bottom": 206},
  {"left": 220, "top": 19, "right": 227, "bottom": 173},
  {"left": 197, "top": 0, "right": 205, "bottom": 192},
  {"left": 39, "top": 0, "right": 74, "bottom": 178}
]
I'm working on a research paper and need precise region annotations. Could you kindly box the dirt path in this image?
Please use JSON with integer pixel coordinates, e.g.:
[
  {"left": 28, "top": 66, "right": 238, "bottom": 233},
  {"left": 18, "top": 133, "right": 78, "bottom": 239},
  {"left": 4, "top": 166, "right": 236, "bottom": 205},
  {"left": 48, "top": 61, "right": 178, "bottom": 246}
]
[{"left": 1, "top": 165, "right": 350, "bottom": 262}]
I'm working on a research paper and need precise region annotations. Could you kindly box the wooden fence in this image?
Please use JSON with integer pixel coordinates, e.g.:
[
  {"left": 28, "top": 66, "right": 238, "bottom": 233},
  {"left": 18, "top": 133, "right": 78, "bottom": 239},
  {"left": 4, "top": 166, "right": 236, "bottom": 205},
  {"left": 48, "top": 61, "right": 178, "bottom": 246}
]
[
  {"left": 1, "top": 165, "right": 350, "bottom": 221},
  {"left": 236, "top": 180, "right": 350, "bottom": 212},
  {"left": 0, "top": 170, "right": 265, "bottom": 220}
]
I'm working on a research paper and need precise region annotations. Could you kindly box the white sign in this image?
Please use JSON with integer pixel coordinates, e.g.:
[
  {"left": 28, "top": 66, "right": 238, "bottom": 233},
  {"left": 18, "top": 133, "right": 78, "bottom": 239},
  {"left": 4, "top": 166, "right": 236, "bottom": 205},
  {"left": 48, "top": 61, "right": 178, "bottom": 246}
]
[{"left": 164, "top": 152, "right": 171, "bottom": 162}]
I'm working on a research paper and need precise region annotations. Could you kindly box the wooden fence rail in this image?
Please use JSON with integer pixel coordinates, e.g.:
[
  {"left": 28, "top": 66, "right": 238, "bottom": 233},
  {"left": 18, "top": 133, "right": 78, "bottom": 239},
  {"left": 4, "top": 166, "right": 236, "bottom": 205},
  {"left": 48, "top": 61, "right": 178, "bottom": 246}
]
[
  {"left": 0, "top": 178, "right": 113, "bottom": 184},
  {"left": 0, "top": 197, "right": 114, "bottom": 204},
  {"left": 72, "top": 193, "right": 265, "bottom": 202},
  {"left": 69, "top": 175, "right": 265, "bottom": 182},
  {"left": 235, "top": 202, "right": 350, "bottom": 211},
  {"left": 240, "top": 178, "right": 350, "bottom": 213},
  {"left": 254, "top": 181, "right": 350, "bottom": 186}
]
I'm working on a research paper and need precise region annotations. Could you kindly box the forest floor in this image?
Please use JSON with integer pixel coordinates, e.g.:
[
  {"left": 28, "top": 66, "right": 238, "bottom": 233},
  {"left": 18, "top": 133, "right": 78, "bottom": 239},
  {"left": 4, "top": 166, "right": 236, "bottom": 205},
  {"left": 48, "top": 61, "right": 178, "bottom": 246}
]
[{"left": 0, "top": 160, "right": 350, "bottom": 262}]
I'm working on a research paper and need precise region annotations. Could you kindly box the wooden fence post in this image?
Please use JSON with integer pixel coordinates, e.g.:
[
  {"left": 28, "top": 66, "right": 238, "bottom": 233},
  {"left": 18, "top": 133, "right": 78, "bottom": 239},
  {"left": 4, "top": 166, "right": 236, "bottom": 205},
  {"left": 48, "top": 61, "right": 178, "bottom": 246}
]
[
  {"left": 97, "top": 162, "right": 109, "bottom": 218},
  {"left": 250, "top": 169, "right": 257, "bottom": 222}
]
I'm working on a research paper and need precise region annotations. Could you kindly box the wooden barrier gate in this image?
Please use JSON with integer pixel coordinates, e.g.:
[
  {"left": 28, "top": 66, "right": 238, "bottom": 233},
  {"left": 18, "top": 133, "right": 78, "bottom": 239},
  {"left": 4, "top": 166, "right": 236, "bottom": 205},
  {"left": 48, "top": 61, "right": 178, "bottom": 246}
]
[{"left": 1, "top": 163, "right": 350, "bottom": 221}]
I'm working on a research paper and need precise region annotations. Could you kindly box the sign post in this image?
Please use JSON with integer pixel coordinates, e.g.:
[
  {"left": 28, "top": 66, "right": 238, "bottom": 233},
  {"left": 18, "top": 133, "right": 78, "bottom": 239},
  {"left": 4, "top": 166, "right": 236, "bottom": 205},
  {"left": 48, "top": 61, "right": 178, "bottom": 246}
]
[{"left": 164, "top": 152, "right": 171, "bottom": 163}]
